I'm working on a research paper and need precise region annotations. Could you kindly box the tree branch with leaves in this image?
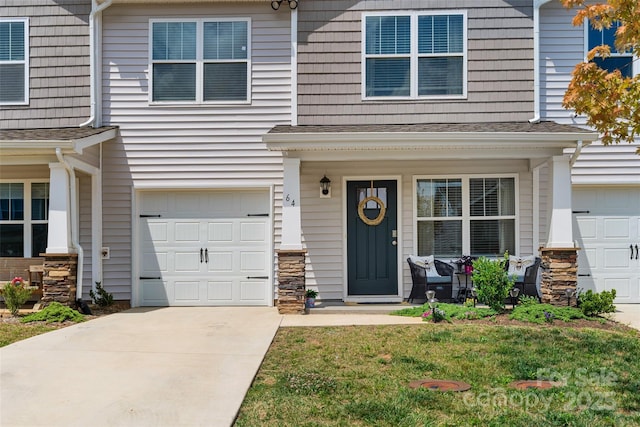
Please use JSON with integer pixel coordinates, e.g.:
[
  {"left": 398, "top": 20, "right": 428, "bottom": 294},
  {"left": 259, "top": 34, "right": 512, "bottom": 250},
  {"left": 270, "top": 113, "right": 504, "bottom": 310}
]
[{"left": 561, "top": 0, "right": 640, "bottom": 152}]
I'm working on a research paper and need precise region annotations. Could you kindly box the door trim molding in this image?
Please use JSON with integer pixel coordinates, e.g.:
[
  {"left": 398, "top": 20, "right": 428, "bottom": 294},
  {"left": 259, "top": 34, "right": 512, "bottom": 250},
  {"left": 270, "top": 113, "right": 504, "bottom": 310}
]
[{"left": 342, "top": 175, "right": 403, "bottom": 302}]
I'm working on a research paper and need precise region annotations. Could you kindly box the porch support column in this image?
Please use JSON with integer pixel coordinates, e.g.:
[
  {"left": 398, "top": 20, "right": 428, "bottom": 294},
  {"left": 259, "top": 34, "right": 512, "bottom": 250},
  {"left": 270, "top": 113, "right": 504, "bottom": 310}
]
[
  {"left": 541, "top": 155, "right": 578, "bottom": 306},
  {"left": 277, "top": 158, "right": 306, "bottom": 314},
  {"left": 46, "top": 163, "right": 73, "bottom": 254},
  {"left": 546, "top": 155, "right": 574, "bottom": 248}
]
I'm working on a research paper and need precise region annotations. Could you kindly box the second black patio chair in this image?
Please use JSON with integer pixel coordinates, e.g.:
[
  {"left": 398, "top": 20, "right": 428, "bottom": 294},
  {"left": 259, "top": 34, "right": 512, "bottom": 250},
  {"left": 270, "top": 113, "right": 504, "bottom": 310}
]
[{"left": 407, "top": 257, "right": 454, "bottom": 303}]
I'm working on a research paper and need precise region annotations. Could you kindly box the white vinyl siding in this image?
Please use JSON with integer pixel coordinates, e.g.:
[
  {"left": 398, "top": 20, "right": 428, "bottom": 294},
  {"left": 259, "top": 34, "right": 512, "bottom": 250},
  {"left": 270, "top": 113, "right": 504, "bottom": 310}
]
[
  {"left": 299, "top": 160, "right": 533, "bottom": 301},
  {"left": 362, "top": 11, "right": 467, "bottom": 100},
  {"left": 101, "top": 4, "right": 291, "bottom": 301},
  {"left": 0, "top": 18, "right": 29, "bottom": 105},
  {"left": 539, "top": 1, "right": 640, "bottom": 185}
]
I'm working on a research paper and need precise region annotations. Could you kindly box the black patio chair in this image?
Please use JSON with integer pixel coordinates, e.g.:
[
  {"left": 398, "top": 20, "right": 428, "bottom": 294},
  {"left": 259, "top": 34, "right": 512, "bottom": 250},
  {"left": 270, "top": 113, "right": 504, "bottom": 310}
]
[
  {"left": 407, "top": 257, "right": 454, "bottom": 303},
  {"left": 507, "top": 257, "right": 541, "bottom": 301}
]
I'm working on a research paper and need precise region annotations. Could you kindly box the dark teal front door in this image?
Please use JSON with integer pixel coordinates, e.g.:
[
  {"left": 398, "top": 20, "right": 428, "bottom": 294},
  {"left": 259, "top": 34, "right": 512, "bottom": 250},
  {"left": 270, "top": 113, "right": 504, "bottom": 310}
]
[{"left": 347, "top": 180, "right": 398, "bottom": 296}]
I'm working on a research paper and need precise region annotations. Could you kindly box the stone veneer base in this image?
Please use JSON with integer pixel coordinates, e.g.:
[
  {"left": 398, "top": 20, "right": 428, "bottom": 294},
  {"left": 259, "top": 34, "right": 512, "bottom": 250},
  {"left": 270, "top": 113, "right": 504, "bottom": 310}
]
[
  {"left": 540, "top": 247, "right": 578, "bottom": 307},
  {"left": 41, "top": 254, "right": 78, "bottom": 307},
  {"left": 276, "top": 250, "right": 306, "bottom": 314}
]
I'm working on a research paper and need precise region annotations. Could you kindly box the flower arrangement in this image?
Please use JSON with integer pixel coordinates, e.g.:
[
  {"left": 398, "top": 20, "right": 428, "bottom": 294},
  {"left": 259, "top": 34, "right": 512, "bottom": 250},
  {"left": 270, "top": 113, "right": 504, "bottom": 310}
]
[
  {"left": 0, "top": 277, "right": 34, "bottom": 316},
  {"left": 455, "top": 255, "right": 473, "bottom": 274},
  {"left": 422, "top": 307, "right": 447, "bottom": 323}
]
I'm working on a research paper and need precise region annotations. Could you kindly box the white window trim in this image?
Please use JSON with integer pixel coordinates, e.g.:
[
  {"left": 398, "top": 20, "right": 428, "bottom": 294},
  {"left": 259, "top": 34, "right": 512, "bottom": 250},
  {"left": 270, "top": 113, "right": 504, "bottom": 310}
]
[
  {"left": 412, "top": 174, "right": 519, "bottom": 259},
  {"left": 0, "top": 180, "right": 49, "bottom": 258},
  {"left": 583, "top": 19, "right": 639, "bottom": 76},
  {"left": 148, "top": 17, "right": 252, "bottom": 106},
  {"left": 0, "top": 17, "right": 29, "bottom": 106},
  {"left": 361, "top": 10, "right": 467, "bottom": 101}
]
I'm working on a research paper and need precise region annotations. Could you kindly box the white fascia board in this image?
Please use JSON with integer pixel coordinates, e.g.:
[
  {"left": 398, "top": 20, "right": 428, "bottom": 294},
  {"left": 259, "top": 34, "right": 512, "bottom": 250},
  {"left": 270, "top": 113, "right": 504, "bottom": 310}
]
[{"left": 264, "top": 132, "right": 597, "bottom": 152}]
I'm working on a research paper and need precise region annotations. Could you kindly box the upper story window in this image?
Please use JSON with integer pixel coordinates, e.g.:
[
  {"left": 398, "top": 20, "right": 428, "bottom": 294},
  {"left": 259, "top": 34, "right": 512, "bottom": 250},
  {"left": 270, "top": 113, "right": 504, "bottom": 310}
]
[
  {"left": 588, "top": 20, "right": 634, "bottom": 77},
  {"left": 363, "top": 11, "right": 467, "bottom": 100},
  {"left": 0, "top": 18, "right": 29, "bottom": 105},
  {"left": 150, "top": 18, "right": 250, "bottom": 104}
]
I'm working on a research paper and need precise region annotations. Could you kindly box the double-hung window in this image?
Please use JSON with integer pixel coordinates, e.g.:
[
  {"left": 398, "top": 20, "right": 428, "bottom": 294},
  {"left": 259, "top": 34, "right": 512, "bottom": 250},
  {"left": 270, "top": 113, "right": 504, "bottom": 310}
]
[
  {"left": 588, "top": 20, "right": 635, "bottom": 77},
  {"left": 0, "top": 18, "right": 29, "bottom": 105},
  {"left": 150, "top": 18, "right": 250, "bottom": 103},
  {"left": 0, "top": 182, "right": 49, "bottom": 257},
  {"left": 416, "top": 176, "right": 516, "bottom": 258},
  {"left": 363, "top": 11, "right": 466, "bottom": 99}
]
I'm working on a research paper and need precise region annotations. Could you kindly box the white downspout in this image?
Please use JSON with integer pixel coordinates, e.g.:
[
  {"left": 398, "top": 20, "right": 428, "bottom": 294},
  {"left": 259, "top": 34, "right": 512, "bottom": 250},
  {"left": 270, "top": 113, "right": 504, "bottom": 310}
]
[
  {"left": 569, "top": 140, "right": 584, "bottom": 166},
  {"left": 80, "top": 0, "right": 112, "bottom": 128},
  {"left": 56, "top": 148, "right": 84, "bottom": 301},
  {"left": 530, "top": 0, "right": 553, "bottom": 124}
]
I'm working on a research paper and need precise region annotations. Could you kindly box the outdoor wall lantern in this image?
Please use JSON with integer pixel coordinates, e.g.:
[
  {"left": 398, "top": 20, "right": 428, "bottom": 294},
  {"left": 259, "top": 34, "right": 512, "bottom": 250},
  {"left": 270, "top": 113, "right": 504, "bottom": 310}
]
[
  {"left": 271, "top": 0, "right": 298, "bottom": 10},
  {"left": 320, "top": 175, "right": 331, "bottom": 198}
]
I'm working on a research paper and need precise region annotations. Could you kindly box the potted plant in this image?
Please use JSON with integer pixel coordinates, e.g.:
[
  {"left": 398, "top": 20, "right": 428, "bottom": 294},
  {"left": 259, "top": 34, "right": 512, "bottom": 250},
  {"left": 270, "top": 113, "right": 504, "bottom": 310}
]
[{"left": 305, "top": 289, "right": 318, "bottom": 308}]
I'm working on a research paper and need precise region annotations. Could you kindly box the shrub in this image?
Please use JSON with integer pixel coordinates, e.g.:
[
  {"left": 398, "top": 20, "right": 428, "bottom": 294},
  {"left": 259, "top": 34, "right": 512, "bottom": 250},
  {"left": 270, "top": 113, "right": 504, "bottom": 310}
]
[
  {"left": 21, "top": 302, "right": 85, "bottom": 323},
  {"left": 472, "top": 254, "right": 514, "bottom": 312},
  {"left": 90, "top": 282, "right": 114, "bottom": 307},
  {"left": 0, "top": 277, "right": 34, "bottom": 316},
  {"left": 577, "top": 289, "right": 616, "bottom": 317},
  {"left": 518, "top": 295, "right": 539, "bottom": 307},
  {"left": 509, "top": 303, "right": 587, "bottom": 324}
]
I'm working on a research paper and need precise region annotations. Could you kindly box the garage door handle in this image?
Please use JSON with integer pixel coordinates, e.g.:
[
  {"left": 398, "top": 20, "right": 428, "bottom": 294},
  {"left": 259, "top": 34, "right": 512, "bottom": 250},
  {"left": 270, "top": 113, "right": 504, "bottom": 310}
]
[
  {"left": 205, "top": 248, "right": 209, "bottom": 263},
  {"left": 200, "top": 248, "right": 204, "bottom": 263},
  {"left": 578, "top": 274, "right": 591, "bottom": 277},
  {"left": 636, "top": 244, "right": 639, "bottom": 260},
  {"left": 140, "top": 276, "right": 162, "bottom": 280},
  {"left": 247, "top": 276, "right": 268, "bottom": 279}
]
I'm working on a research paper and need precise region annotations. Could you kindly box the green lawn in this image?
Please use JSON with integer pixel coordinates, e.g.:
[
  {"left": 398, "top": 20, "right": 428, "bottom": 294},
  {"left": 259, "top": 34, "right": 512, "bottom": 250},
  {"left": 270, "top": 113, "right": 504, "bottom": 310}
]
[
  {"left": 235, "top": 324, "right": 640, "bottom": 426},
  {"left": 0, "top": 322, "right": 59, "bottom": 347}
]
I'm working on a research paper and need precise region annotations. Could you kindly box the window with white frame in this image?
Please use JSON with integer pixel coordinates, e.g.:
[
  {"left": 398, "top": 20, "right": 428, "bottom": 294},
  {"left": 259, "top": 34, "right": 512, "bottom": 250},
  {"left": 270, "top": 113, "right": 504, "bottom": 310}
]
[
  {"left": 416, "top": 176, "right": 516, "bottom": 258},
  {"left": 150, "top": 18, "right": 250, "bottom": 103},
  {"left": 0, "top": 182, "right": 49, "bottom": 257},
  {"left": 0, "top": 18, "right": 28, "bottom": 105},
  {"left": 588, "top": 20, "right": 634, "bottom": 77},
  {"left": 363, "top": 11, "right": 466, "bottom": 99}
]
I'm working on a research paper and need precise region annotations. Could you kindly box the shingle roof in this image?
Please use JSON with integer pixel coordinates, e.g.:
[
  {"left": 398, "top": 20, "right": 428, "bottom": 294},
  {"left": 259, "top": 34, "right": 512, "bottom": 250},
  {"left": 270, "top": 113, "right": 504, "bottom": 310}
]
[
  {"left": 0, "top": 126, "right": 118, "bottom": 142},
  {"left": 268, "top": 121, "right": 594, "bottom": 135}
]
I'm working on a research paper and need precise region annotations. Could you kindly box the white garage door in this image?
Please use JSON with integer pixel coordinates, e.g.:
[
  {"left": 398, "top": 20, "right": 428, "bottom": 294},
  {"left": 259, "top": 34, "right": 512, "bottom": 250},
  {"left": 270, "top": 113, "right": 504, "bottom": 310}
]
[
  {"left": 573, "top": 187, "right": 640, "bottom": 303},
  {"left": 138, "top": 190, "right": 271, "bottom": 306}
]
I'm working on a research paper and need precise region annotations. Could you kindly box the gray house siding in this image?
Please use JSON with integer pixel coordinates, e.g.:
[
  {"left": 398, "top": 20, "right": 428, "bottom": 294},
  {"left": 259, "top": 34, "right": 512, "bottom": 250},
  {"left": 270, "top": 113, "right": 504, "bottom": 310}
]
[
  {"left": 297, "top": 0, "right": 534, "bottom": 125},
  {"left": 0, "top": 0, "right": 91, "bottom": 129}
]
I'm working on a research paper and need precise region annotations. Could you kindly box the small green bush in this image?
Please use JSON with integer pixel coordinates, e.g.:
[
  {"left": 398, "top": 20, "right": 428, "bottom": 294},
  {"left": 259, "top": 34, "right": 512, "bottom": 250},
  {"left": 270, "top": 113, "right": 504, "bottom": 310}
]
[
  {"left": 21, "top": 302, "right": 85, "bottom": 323},
  {"left": 90, "top": 282, "right": 114, "bottom": 307},
  {"left": 472, "top": 254, "right": 514, "bottom": 312},
  {"left": 518, "top": 295, "right": 539, "bottom": 307},
  {"left": 0, "top": 277, "right": 34, "bottom": 316},
  {"left": 509, "top": 303, "right": 587, "bottom": 324},
  {"left": 578, "top": 289, "right": 616, "bottom": 317}
]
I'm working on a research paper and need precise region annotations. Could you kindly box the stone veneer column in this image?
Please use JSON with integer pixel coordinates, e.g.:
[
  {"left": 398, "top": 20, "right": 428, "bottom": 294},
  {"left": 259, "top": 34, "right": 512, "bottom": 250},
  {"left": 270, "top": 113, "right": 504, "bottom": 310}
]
[
  {"left": 276, "top": 250, "right": 306, "bottom": 314},
  {"left": 41, "top": 254, "right": 78, "bottom": 307},
  {"left": 540, "top": 247, "right": 578, "bottom": 306}
]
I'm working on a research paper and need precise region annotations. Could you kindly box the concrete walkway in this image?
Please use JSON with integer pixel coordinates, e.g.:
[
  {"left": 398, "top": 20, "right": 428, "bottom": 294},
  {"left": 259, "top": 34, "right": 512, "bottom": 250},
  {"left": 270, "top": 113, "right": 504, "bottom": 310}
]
[
  {"left": 0, "top": 307, "right": 281, "bottom": 427},
  {"left": 610, "top": 304, "right": 640, "bottom": 331}
]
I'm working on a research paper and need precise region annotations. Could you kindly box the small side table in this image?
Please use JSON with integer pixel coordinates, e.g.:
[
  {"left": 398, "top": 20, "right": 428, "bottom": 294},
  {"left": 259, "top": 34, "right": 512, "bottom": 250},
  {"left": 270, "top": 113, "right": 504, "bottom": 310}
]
[{"left": 455, "top": 271, "right": 473, "bottom": 303}]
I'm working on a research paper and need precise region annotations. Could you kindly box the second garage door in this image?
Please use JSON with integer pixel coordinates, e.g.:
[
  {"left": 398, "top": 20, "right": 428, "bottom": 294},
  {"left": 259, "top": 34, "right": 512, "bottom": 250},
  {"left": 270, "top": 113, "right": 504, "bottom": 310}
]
[
  {"left": 573, "top": 187, "right": 640, "bottom": 303},
  {"left": 138, "top": 190, "right": 271, "bottom": 306}
]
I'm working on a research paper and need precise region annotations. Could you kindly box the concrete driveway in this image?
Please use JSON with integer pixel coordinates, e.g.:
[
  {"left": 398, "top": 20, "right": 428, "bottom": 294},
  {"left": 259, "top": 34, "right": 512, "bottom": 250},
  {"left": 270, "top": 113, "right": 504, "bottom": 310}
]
[
  {"left": 610, "top": 304, "right": 640, "bottom": 331},
  {"left": 0, "top": 307, "right": 282, "bottom": 427}
]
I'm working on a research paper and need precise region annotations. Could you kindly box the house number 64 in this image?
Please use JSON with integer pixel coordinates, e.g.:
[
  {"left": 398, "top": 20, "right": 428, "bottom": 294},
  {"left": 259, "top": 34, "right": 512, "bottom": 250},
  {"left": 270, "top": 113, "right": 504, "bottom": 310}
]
[{"left": 285, "top": 194, "right": 296, "bottom": 206}]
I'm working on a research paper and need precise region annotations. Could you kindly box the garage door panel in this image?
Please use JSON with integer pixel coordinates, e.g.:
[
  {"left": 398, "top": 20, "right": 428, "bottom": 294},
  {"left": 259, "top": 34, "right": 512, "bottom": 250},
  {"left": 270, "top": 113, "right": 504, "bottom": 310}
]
[
  {"left": 576, "top": 218, "right": 597, "bottom": 239},
  {"left": 174, "top": 281, "right": 201, "bottom": 301},
  {"left": 240, "top": 222, "right": 266, "bottom": 242},
  {"left": 141, "top": 279, "right": 170, "bottom": 304},
  {"left": 573, "top": 187, "right": 640, "bottom": 304},
  {"left": 207, "top": 280, "right": 233, "bottom": 301},
  {"left": 240, "top": 280, "right": 267, "bottom": 301},
  {"left": 208, "top": 222, "right": 233, "bottom": 242},
  {"left": 142, "top": 251, "right": 167, "bottom": 273},
  {"left": 241, "top": 251, "right": 267, "bottom": 272},
  {"left": 603, "top": 218, "right": 630, "bottom": 239},
  {"left": 174, "top": 251, "right": 201, "bottom": 272},
  {"left": 208, "top": 252, "right": 233, "bottom": 272},
  {"left": 139, "top": 190, "right": 270, "bottom": 307}
]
